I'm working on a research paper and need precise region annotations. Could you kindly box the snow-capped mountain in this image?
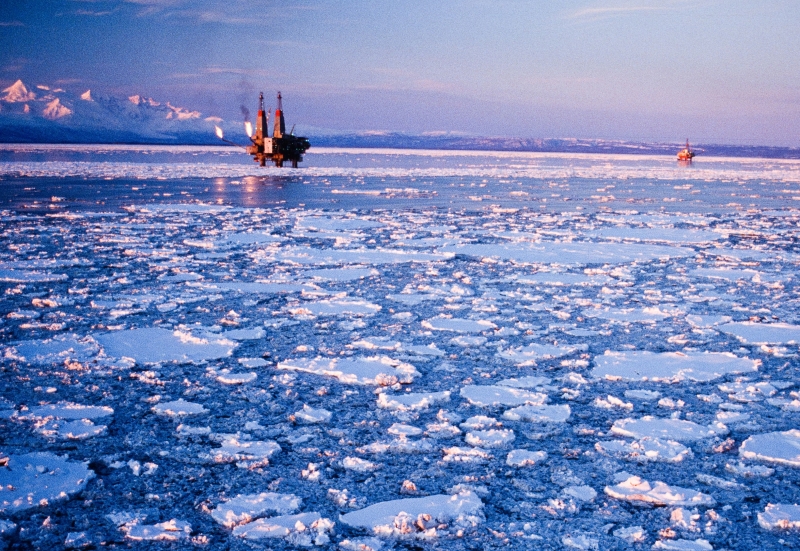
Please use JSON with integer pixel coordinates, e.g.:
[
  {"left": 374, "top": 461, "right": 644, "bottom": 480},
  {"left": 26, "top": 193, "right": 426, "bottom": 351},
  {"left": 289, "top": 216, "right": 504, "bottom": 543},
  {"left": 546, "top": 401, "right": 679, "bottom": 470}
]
[{"left": 0, "top": 80, "right": 223, "bottom": 144}]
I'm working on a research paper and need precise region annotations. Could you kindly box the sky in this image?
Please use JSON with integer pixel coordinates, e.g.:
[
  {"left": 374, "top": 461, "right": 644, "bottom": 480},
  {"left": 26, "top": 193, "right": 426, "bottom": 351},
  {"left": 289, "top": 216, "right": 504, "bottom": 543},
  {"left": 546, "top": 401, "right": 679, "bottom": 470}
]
[{"left": 1, "top": 0, "right": 799, "bottom": 146}]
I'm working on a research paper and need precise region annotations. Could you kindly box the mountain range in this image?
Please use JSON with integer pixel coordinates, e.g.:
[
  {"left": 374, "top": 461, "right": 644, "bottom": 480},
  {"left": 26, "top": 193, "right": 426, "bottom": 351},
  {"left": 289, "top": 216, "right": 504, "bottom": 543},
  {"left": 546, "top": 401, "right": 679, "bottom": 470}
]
[{"left": 2, "top": 79, "right": 799, "bottom": 159}]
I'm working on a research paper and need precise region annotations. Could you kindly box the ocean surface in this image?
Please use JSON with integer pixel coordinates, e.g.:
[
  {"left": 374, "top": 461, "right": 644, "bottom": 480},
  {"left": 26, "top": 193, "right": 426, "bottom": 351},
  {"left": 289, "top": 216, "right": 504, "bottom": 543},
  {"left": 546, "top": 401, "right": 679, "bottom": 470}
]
[{"left": 1, "top": 145, "right": 800, "bottom": 549}]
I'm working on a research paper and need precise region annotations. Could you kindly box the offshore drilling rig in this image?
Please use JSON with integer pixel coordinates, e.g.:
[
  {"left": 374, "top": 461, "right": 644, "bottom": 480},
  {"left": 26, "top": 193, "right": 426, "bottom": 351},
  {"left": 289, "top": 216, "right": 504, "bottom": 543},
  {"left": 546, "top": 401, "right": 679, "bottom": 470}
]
[{"left": 246, "top": 92, "right": 310, "bottom": 167}]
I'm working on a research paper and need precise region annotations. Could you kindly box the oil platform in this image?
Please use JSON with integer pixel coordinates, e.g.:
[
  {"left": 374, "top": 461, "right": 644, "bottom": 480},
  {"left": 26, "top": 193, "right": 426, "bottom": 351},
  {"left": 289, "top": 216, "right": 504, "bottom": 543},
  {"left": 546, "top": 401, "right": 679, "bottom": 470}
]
[{"left": 246, "top": 92, "right": 310, "bottom": 167}]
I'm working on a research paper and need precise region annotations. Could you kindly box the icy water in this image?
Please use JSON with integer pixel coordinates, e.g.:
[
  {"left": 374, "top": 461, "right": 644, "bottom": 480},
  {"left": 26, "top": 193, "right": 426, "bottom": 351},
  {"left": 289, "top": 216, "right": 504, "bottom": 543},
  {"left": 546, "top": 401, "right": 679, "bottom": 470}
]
[{"left": 2, "top": 145, "right": 800, "bottom": 550}]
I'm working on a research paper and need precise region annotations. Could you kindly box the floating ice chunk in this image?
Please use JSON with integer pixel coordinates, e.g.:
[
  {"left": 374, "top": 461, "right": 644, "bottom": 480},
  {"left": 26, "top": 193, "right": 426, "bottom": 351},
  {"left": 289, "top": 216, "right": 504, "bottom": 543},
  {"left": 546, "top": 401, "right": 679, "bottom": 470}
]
[
  {"left": 388, "top": 423, "right": 423, "bottom": 437},
  {"left": 275, "top": 246, "right": 453, "bottom": 266},
  {"left": 497, "top": 376, "right": 551, "bottom": 389},
  {"left": 202, "top": 281, "right": 308, "bottom": 294},
  {"left": 35, "top": 418, "right": 106, "bottom": 440},
  {"left": 562, "top": 485, "right": 597, "bottom": 502},
  {"left": 422, "top": 317, "right": 497, "bottom": 333},
  {"left": 278, "top": 356, "right": 419, "bottom": 386},
  {"left": 465, "top": 429, "right": 515, "bottom": 448},
  {"left": 594, "top": 395, "right": 633, "bottom": 410},
  {"left": 200, "top": 435, "right": 280, "bottom": 467},
  {"left": 300, "top": 299, "right": 381, "bottom": 316},
  {"left": 685, "top": 315, "right": 733, "bottom": 328},
  {"left": 24, "top": 402, "right": 114, "bottom": 420},
  {"left": 614, "top": 525, "right": 646, "bottom": 543},
  {"left": 97, "top": 328, "right": 235, "bottom": 364},
  {"left": 450, "top": 335, "right": 487, "bottom": 346},
  {"left": 176, "top": 424, "right": 211, "bottom": 436},
  {"left": 591, "top": 351, "right": 758, "bottom": 383},
  {"left": 216, "top": 231, "right": 283, "bottom": 247},
  {"left": 739, "top": 430, "right": 800, "bottom": 467},
  {"left": 498, "top": 343, "right": 585, "bottom": 364},
  {"left": 216, "top": 372, "right": 257, "bottom": 384},
  {"left": 377, "top": 391, "right": 450, "bottom": 412},
  {"left": 339, "top": 536, "right": 386, "bottom": 551},
  {"left": 351, "top": 337, "right": 401, "bottom": 351},
  {"left": 718, "top": 381, "right": 776, "bottom": 402},
  {"left": 123, "top": 519, "right": 191, "bottom": 541},
  {"left": 758, "top": 503, "right": 800, "bottom": 531},
  {"left": 506, "top": 449, "right": 547, "bottom": 467},
  {"left": 460, "top": 385, "right": 547, "bottom": 407},
  {"left": 716, "top": 410, "right": 750, "bottom": 424},
  {"left": 152, "top": 399, "right": 207, "bottom": 416},
  {"left": 0, "top": 452, "right": 94, "bottom": 514},
  {"left": 611, "top": 417, "right": 727, "bottom": 442},
  {"left": 696, "top": 473, "right": 743, "bottom": 490},
  {"left": 340, "top": 491, "right": 483, "bottom": 535},
  {"left": 516, "top": 272, "right": 612, "bottom": 286},
  {"left": 584, "top": 306, "right": 683, "bottom": 323},
  {"left": 502, "top": 404, "right": 571, "bottom": 423},
  {"left": 358, "top": 439, "right": 435, "bottom": 455},
  {"left": 10, "top": 334, "right": 99, "bottom": 364},
  {"left": 442, "top": 446, "right": 492, "bottom": 463},
  {"left": 624, "top": 389, "right": 662, "bottom": 401},
  {"left": 719, "top": 322, "right": 800, "bottom": 345},
  {"left": 238, "top": 357, "right": 268, "bottom": 368},
  {"left": 219, "top": 327, "right": 266, "bottom": 340},
  {"left": 653, "top": 539, "right": 713, "bottom": 550},
  {"left": 210, "top": 492, "right": 301, "bottom": 528},
  {"left": 0, "top": 269, "right": 67, "bottom": 282},
  {"left": 595, "top": 438, "right": 691, "bottom": 463},
  {"left": 604, "top": 476, "right": 715, "bottom": 507},
  {"left": 294, "top": 404, "right": 332, "bottom": 424},
  {"left": 296, "top": 216, "right": 383, "bottom": 232},
  {"left": 342, "top": 457, "right": 380, "bottom": 473},
  {"left": 460, "top": 415, "right": 501, "bottom": 430},
  {"left": 562, "top": 533, "right": 599, "bottom": 550},
  {"left": 302, "top": 267, "right": 378, "bottom": 281},
  {"left": 592, "top": 227, "right": 720, "bottom": 243},
  {"left": 64, "top": 531, "right": 90, "bottom": 548},
  {"left": 231, "top": 512, "right": 332, "bottom": 542},
  {"left": 399, "top": 343, "right": 445, "bottom": 357}
]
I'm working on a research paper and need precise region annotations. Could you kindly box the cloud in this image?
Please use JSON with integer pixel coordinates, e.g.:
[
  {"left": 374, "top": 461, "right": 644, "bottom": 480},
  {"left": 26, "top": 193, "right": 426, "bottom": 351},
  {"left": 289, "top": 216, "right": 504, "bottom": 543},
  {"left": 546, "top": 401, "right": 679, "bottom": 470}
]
[
  {"left": 0, "top": 20, "right": 24, "bottom": 27},
  {"left": 567, "top": 0, "right": 697, "bottom": 21}
]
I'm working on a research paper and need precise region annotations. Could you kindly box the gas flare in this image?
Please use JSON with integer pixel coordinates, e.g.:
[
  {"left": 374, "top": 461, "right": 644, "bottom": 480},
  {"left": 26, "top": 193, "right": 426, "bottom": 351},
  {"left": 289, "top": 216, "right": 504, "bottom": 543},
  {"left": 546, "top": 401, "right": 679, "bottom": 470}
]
[
  {"left": 214, "top": 126, "right": 224, "bottom": 139},
  {"left": 245, "top": 121, "right": 253, "bottom": 137}
]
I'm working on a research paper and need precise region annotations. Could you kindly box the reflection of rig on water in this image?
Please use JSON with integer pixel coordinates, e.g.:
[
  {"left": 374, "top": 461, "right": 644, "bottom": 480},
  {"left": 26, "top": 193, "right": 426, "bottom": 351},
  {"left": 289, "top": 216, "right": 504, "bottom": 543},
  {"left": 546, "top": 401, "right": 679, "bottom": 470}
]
[{"left": 246, "top": 92, "right": 310, "bottom": 167}]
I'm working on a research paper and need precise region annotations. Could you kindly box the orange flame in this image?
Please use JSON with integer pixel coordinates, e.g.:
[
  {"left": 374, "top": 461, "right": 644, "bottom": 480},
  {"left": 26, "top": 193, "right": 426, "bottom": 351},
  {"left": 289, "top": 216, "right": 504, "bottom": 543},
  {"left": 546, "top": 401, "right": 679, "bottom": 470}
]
[
  {"left": 214, "top": 126, "right": 224, "bottom": 139},
  {"left": 244, "top": 121, "right": 253, "bottom": 137}
]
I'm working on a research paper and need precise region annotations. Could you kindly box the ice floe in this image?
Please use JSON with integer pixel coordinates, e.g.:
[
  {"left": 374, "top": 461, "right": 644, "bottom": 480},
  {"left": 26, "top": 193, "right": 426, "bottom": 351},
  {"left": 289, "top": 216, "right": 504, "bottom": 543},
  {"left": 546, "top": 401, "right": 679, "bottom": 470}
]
[
  {"left": 758, "top": 503, "right": 800, "bottom": 531},
  {"left": 595, "top": 437, "right": 692, "bottom": 463},
  {"left": 460, "top": 385, "right": 547, "bottom": 407},
  {"left": 604, "top": 476, "right": 715, "bottom": 507},
  {"left": 210, "top": 492, "right": 301, "bottom": 528},
  {"left": 718, "top": 321, "right": 800, "bottom": 345},
  {"left": 0, "top": 452, "right": 94, "bottom": 514},
  {"left": 739, "top": 430, "right": 800, "bottom": 467},
  {"left": 591, "top": 351, "right": 758, "bottom": 383},
  {"left": 278, "top": 356, "right": 419, "bottom": 385},
  {"left": 97, "top": 327, "right": 235, "bottom": 364},
  {"left": 503, "top": 404, "right": 571, "bottom": 423},
  {"left": 506, "top": 449, "right": 547, "bottom": 467},
  {"left": 377, "top": 391, "right": 451, "bottom": 411},
  {"left": 611, "top": 417, "right": 727, "bottom": 441}
]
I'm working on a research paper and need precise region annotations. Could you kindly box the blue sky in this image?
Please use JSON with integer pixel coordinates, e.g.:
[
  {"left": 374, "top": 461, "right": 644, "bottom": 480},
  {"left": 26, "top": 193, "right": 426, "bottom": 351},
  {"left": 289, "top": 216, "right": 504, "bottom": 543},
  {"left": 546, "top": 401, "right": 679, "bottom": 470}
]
[{"left": 1, "top": 0, "right": 798, "bottom": 145}]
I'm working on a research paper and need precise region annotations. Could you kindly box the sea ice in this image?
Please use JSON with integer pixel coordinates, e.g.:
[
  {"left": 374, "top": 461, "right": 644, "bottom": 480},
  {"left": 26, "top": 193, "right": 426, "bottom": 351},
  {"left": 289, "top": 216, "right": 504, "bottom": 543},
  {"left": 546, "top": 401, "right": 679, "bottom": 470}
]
[
  {"left": 97, "top": 327, "right": 235, "bottom": 364},
  {"left": 200, "top": 435, "right": 280, "bottom": 467},
  {"left": 591, "top": 351, "right": 758, "bottom": 383},
  {"left": 293, "top": 404, "right": 332, "bottom": 424},
  {"left": 718, "top": 322, "right": 800, "bottom": 345},
  {"left": 739, "top": 430, "right": 800, "bottom": 467},
  {"left": 123, "top": 519, "right": 191, "bottom": 541},
  {"left": 278, "top": 356, "right": 419, "bottom": 385},
  {"left": 377, "top": 391, "right": 451, "bottom": 411},
  {"left": 604, "top": 476, "right": 715, "bottom": 507},
  {"left": 0, "top": 452, "right": 94, "bottom": 514},
  {"left": 10, "top": 334, "right": 99, "bottom": 364},
  {"left": 23, "top": 402, "right": 114, "bottom": 420},
  {"left": 210, "top": 492, "right": 301, "bottom": 528},
  {"left": 459, "top": 385, "right": 547, "bottom": 407},
  {"left": 652, "top": 539, "right": 713, "bottom": 550},
  {"left": 595, "top": 438, "right": 691, "bottom": 463},
  {"left": 152, "top": 399, "right": 207, "bottom": 416},
  {"left": 611, "top": 417, "right": 727, "bottom": 442},
  {"left": 464, "top": 429, "right": 515, "bottom": 448},
  {"left": 498, "top": 342, "right": 585, "bottom": 364},
  {"left": 231, "top": 512, "right": 333, "bottom": 542},
  {"left": 502, "top": 404, "right": 571, "bottom": 423},
  {"left": 758, "top": 503, "right": 800, "bottom": 531},
  {"left": 506, "top": 449, "right": 547, "bottom": 467},
  {"left": 340, "top": 491, "right": 483, "bottom": 536},
  {"left": 421, "top": 317, "right": 497, "bottom": 333}
]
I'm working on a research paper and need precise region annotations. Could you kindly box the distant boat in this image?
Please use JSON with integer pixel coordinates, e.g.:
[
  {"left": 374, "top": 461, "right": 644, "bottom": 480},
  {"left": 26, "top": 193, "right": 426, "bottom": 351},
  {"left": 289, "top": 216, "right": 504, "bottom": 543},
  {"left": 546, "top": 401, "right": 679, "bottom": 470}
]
[{"left": 677, "top": 140, "right": 696, "bottom": 161}]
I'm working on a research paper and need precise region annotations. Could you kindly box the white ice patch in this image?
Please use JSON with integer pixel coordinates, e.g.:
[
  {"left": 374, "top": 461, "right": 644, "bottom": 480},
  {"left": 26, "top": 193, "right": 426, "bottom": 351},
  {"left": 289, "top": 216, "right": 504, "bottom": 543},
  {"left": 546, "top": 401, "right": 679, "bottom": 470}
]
[
  {"left": 152, "top": 399, "right": 207, "bottom": 416},
  {"left": 123, "top": 519, "right": 191, "bottom": 541},
  {"left": 611, "top": 417, "right": 727, "bottom": 442},
  {"left": 497, "top": 376, "right": 551, "bottom": 389},
  {"left": 97, "top": 328, "right": 235, "bottom": 364},
  {"left": 302, "top": 267, "right": 378, "bottom": 281},
  {"left": 590, "top": 227, "right": 720, "bottom": 244},
  {"left": 35, "top": 419, "right": 107, "bottom": 440},
  {"left": 293, "top": 404, "right": 332, "bottom": 424},
  {"left": 591, "top": 351, "right": 758, "bottom": 383},
  {"left": 231, "top": 512, "right": 332, "bottom": 541},
  {"left": 758, "top": 503, "right": 800, "bottom": 531},
  {"left": 739, "top": 430, "right": 800, "bottom": 467},
  {"left": 502, "top": 404, "right": 571, "bottom": 423},
  {"left": 595, "top": 438, "right": 691, "bottom": 463},
  {"left": 604, "top": 476, "right": 715, "bottom": 507},
  {"left": 437, "top": 242, "right": 694, "bottom": 265},
  {"left": 506, "top": 449, "right": 547, "bottom": 467},
  {"left": 562, "top": 485, "right": 597, "bottom": 502},
  {"left": 377, "top": 391, "right": 451, "bottom": 412},
  {"left": 498, "top": 343, "right": 585, "bottom": 364},
  {"left": 9, "top": 334, "right": 99, "bottom": 364},
  {"left": 515, "top": 272, "right": 613, "bottom": 286},
  {"left": 459, "top": 385, "right": 547, "bottom": 407},
  {"left": 295, "top": 299, "right": 381, "bottom": 317},
  {"left": 340, "top": 491, "right": 483, "bottom": 536},
  {"left": 718, "top": 381, "right": 776, "bottom": 402},
  {"left": 652, "top": 539, "right": 713, "bottom": 550},
  {"left": 200, "top": 435, "right": 281, "bottom": 467},
  {"left": 23, "top": 403, "right": 113, "bottom": 420},
  {"left": 0, "top": 269, "right": 67, "bottom": 282},
  {"left": 341, "top": 457, "right": 380, "bottom": 473},
  {"left": 0, "top": 452, "right": 94, "bottom": 514},
  {"left": 215, "top": 372, "right": 257, "bottom": 384},
  {"left": 210, "top": 492, "right": 301, "bottom": 528},
  {"left": 718, "top": 322, "right": 800, "bottom": 345},
  {"left": 584, "top": 306, "right": 682, "bottom": 323},
  {"left": 278, "top": 356, "right": 419, "bottom": 386},
  {"left": 421, "top": 317, "right": 497, "bottom": 333},
  {"left": 273, "top": 246, "right": 453, "bottom": 266},
  {"left": 464, "top": 429, "right": 515, "bottom": 448}
]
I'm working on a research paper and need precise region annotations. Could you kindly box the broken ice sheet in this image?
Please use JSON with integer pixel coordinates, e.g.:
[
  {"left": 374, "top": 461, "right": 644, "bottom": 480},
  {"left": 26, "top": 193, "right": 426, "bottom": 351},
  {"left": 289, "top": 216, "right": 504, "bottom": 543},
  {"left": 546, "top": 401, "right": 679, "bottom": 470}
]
[
  {"left": 97, "top": 327, "right": 235, "bottom": 364},
  {"left": 595, "top": 437, "right": 692, "bottom": 463},
  {"left": 604, "top": 476, "right": 715, "bottom": 507},
  {"left": 231, "top": 512, "right": 333, "bottom": 543},
  {"left": 758, "top": 503, "right": 800, "bottom": 531},
  {"left": 0, "top": 452, "right": 94, "bottom": 514},
  {"left": 591, "top": 350, "right": 758, "bottom": 383},
  {"left": 277, "top": 355, "right": 419, "bottom": 385},
  {"left": 210, "top": 492, "right": 301, "bottom": 528},
  {"left": 421, "top": 316, "right": 497, "bottom": 333},
  {"left": 718, "top": 321, "right": 800, "bottom": 345},
  {"left": 506, "top": 449, "right": 547, "bottom": 467},
  {"left": 340, "top": 491, "right": 483, "bottom": 536},
  {"left": 152, "top": 399, "right": 207, "bottom": 416},
  {"left": 377, "top": 391, "right": 451, "bottom": 412},
  {"left": 122, "top": 519, "right": 191, "bottom": 541},
  {"left": 459, "top": 385, "right": 547, "bottom": 407},
  {"left": 611, "top": 416, "right": 727, "bottom": 442},
  {"left": 498, "top": 342, "right": 586, "bottom": 365},
  {"left": 739, "top": 430, "right": 800, "bottom": 467}
]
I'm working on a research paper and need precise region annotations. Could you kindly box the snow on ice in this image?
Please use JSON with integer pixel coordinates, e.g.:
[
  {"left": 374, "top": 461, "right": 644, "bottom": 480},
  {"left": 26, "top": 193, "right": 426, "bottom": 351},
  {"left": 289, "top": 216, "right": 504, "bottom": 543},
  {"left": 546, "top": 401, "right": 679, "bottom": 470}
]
[{"left": 2, "top": 147, "right": 800, "bottom": 548}]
